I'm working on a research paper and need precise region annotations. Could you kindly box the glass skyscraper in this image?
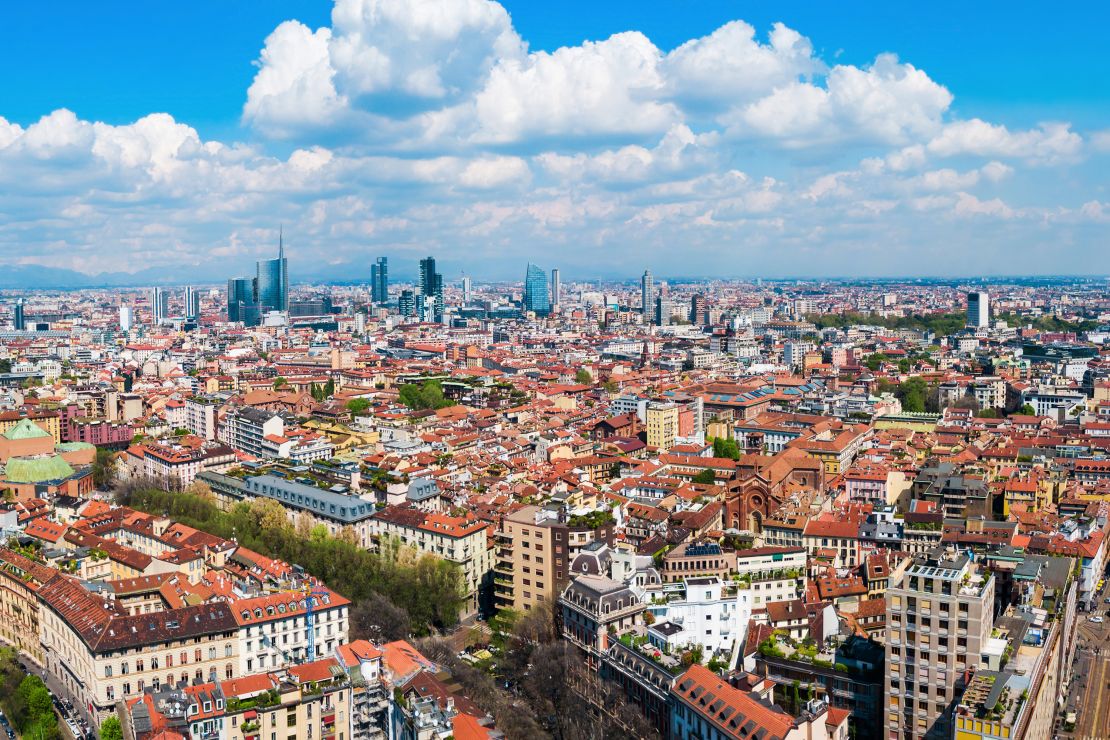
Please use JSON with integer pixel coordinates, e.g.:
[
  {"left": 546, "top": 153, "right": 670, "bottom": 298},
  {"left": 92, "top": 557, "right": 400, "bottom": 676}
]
[
  {"left": 371, "top": 256, "right": 388, "bottom": 304},
  {"left": 524, "top": 263, "right": 550, "bottom": 315},
  {"left": 418, "top": 256, "right": 443, "bottom": 322},
  {"left": 255, "top": 231, "right": 288, "bottom": 313},
  {"left": 227, "top": 277, "right": 253, "bottom": 323}
]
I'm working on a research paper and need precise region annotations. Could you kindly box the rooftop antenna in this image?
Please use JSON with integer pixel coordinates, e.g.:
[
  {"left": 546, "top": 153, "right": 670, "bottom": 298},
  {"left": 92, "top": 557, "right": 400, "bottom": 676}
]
[{"left": 279, "top": 224, "right": 284, "bottom": 259}]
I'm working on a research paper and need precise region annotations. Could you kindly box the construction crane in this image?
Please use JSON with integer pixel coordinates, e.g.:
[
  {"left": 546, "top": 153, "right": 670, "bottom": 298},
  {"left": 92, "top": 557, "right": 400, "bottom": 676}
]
[{"left": 266, "top": 582, "right": 331, "bottom": 663}]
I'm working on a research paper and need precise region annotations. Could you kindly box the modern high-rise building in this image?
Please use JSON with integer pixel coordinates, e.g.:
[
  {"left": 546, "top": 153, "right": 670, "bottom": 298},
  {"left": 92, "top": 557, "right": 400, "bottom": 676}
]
[
  {"left": 690, "top": 293, "right": 708, "bottom": 325},
  {"left": 227, "top": 277, "right": 253, "bottom": 323},
  {"left": 255, "top": 230, "right": 289, "bottom": 313},
  {"left": 119, "top": 304, "right": 133, "bottom": 332},
  {"left": 418, "top": 256, "right": 443, "bottom": 323},
  {"left": 398, "top": 290, "right": 416, "bottom": 318},
  {"left": 523, "top": 263, "right": 550, "bottom": 315},
  {"left": 885, "top": 550, "right": 994, "bottom": 740},
  {"left": 149, "top": 287, "right": 169, "bottom": 326},
  {"left": 12, "top": 299, "right": 24, "bottom": 331},
  {"left": 184, "top": 286, "right": 200, "bottom": 322},
  {"left": 550, "top": 268, "right": 561, "bottom": 310},
  {"left": 461, "top": 275, "right": 472, "bottom": 304},
  {"left": 371, "top": 257, "right": 388, "bottom": 304},
  {"left": 967, "top": 291, "right": 990, "bottom": 328},
  {"left": 641, "top": 269, "right": 654, "bottom": 319}
]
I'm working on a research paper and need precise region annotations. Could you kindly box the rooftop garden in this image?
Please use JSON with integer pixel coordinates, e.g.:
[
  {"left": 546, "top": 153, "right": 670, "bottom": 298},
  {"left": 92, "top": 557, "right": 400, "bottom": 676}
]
[
  {"left": 226, "top": 689, "right": 280, "bottom": 713},
  {"left": 566, "top": 510, "right": 615, "bottom": 529}
]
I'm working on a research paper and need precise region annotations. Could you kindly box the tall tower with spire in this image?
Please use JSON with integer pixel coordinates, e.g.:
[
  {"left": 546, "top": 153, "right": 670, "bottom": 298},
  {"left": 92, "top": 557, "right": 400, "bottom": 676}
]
[{"left": 255, "top": 228, "right": 289, "bottom": 313}]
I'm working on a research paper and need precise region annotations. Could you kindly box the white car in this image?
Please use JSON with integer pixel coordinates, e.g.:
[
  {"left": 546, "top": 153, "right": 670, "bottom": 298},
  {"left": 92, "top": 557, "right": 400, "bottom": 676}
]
[{"left": 1089, "top": 616, "right": 1104, "bottom": 623}]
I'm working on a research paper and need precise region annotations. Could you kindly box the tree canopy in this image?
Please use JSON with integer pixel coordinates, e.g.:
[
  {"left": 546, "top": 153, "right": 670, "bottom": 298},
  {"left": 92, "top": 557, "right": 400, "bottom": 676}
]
[
  {"left": 346, "top": 398, "right": 371, "bottom": 414},
  {"left": 711, "top": 436, "right": 741, "bottom": 460},
  {"left": 692, "top": 469, "right": 717, "bottom": 484},
  {"left": 398, "top": 380, "right": 453, "bottom": 411},
  {"left": 0, "top": 649, "right": 59, "bottom": 740},
  {"left": 809, "top": 311, "right": 968, "bottom": 336},
  {"left": 117, "top": 486, "right": 465, "bottom": 634}
]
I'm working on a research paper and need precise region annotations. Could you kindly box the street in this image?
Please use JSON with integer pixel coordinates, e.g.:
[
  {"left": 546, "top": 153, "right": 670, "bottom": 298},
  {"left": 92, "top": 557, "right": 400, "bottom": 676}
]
[
  {"left": 16, "top": 657, "right": 92, "bottom": 740},
  {"left": 1063, "top": 600, "right": 1110, "bottom": 740}
]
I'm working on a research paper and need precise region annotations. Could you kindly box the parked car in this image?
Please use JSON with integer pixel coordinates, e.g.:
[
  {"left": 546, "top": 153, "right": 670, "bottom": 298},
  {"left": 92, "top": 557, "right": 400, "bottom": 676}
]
[{"left": 1089, "top": 615, "right": 1104, "bottom": 623}]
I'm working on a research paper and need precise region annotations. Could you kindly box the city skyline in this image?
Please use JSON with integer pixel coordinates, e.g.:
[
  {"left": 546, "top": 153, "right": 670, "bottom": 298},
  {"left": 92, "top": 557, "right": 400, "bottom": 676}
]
[{"left": 0, "top": 0, "right": 1107, "bottom": 282}]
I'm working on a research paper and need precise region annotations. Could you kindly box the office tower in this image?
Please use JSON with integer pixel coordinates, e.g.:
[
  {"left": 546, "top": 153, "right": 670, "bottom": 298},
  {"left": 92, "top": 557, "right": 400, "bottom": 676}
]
[
  {"left": 184, "top": 286, "right": 200, "bottom": 322},
  {"left": 255, "top": 229, "right": 289, "bottom": 312},
  {"left": 551, "top": 268, "right": 561, "bottom": 310},
  {"left": 885, "top": 550, "right": 994, "bottom": 740},
  {"left": 523, "top": 263, "right": 551, "bottom": 315},
  {"left": 12, "top": 299, "right": 24, "bottom": 331},
  {"left": 149, "top": 287, "right": 168, "bottom": 325},
  {"left": 641, "top": 269, "right": 654, "bottom": 319},
  {"left": 371, "top": 256, "right": 388, "bottom": 304},
  {"left": 418, "top": 256, "right": 443, "bottom": 322},
  {"left": 461, "top": 275, "right": 472, "bottom": 304},
  {"left": 227, "top": 277, "right": 253, "bottom": 322},
  {"left": 119, "top": 305, "right": 133, "bottom": 332},
  {"left": 398, "top": 289, "right": 416, "bottom": 317},
  {"left": 967, "top": 291, "right": 990, "bottom": 328},
  {"left": 690, "top": 293, "right": 707, "bottom": 325}
]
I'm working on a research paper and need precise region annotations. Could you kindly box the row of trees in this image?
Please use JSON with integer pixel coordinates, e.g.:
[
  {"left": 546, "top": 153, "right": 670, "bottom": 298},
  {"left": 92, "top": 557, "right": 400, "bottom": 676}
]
[
  {"left": 809, "top": 311, "right": 969, "bottom": 335},
  {"left": 0, "top": 648, "right": 65, "bottom": 740},
  {"left": 115, "top": 483, "right": 465, "bottom": 635}
]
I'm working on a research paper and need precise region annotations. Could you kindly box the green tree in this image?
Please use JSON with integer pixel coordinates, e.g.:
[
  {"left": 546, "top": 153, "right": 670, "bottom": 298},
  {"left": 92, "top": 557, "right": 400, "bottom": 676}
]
[
  {"left": 346, "top": 398, "right": 371, "bottom": 415},
  {"left": 100, "top": 716, "right": 124, "bottom": 740},
  {"left": 692, "top": 469, "right": 717, "bottom": 484},
  {"left": 272, "top": 376, "right": 287, "bottom": 389},
  {"left": 897, "top": 376, "right": 927, "bottom": 413},
  {"left": 115, "top": 487, "right": 465, "bottom": 633},
  {"left": 92, "top": 447, "right": 118, "bottom": 488},
  {"left": 1018, "top": 404, "right": 1036, "bottom": 416},
  {"left": 397, "top": 380, "right": 452, "bottom": 411},
  {"left": 574, "top": 368, "right": 593, "bottom": 384},
  {"left": 712, "top": 436, "right": 741, "bottom": 460},
  {"left": 977, "top": 408, "right": 1000, "bottom": 418},
  {"left": 19, "top": 674, "right": 51, "bottom": 720},
  {"left": 864, "top": 353, "right": 888, "bottom": 371}
]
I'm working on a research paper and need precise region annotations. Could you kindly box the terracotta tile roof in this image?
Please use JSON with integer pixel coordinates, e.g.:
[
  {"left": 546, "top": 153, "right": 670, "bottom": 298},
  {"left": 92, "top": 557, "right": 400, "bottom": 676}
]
[{"left": 672, "top": 664, "right": 794, "bottom": 740}]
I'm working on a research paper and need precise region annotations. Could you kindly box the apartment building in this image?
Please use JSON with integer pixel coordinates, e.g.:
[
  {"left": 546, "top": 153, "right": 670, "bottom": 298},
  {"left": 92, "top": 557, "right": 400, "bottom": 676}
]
[
  {"left": 233, "top": 587, "right": 350, "bottom": 675},
  {"left": 185, "top": 396, "right": 220, "bottom": 440},
  {"left": 370, "top": 505, "right": 493, "bottom": 616},
  {"left": 646, "top": 401, "right": 679, "bottom": 451},
  {"left": 38, "top": 575, "right": 240, "bottom": 725},
  {"left": 671, "top": 664, "right": 848, "bottom": 740},
  {"left": 494, "top": 505, "right": 615, "bottom": 613},
  {"left": 125, "top": 439, "right": 237, "bottom": 489},
  {"left": 219, "top": 406, "right": 285, "bottom": 458},
  {"left": 884, "top": 550, "right": 995, "bottom": 740},
  {"left": 0, "top": 547, "right": 56, "bottom": 666},
  {"left": 233, "top": 473, "right": 379, "bottom": 547}
]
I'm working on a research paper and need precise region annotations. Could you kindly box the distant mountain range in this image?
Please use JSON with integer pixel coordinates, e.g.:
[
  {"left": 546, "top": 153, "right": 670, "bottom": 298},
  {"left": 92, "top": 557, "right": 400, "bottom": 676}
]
[
  {"left": 0, "top": 262, "right": 383, "bottom": 290},
  {"left": 0, "top": 262, "right": 1103, "bottom": 290}
]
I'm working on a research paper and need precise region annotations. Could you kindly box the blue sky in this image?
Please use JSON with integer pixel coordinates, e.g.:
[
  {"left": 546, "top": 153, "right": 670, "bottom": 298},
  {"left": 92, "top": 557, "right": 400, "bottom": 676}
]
[{"left": 0, "top": 0, "right": 1106, "bottom": 280}]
